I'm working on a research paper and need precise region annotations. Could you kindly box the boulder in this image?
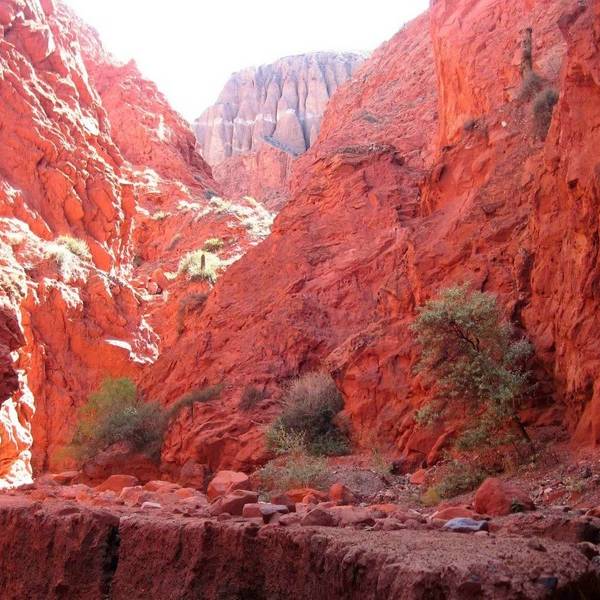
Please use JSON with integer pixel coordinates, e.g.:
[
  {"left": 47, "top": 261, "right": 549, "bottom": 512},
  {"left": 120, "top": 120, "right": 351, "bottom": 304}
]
[
  {"left": 286, "top": 488, "right": 328, "bottom": 503},
  {"left": 178, "top": 460, "right": 208, "bottom": 490},
  {"left": 242, "top": 502, "right": 289, "bottom": 522},
  {"left": 209, "top": 490, "right": 258, "bottom": 516},
  {"left": 300, "top": 507, "right": 337, "bottom": 527},
  {"left": 443, "top": 518, "right": 489, "bottom": 533},
  {"left": 52, "top": 471, "right": 80, "bottom": 486},
  {"left": 329, "top": 506, "right": 378, "bottom": 527},
  {"left": 328, "top": 483, "right": 356, "bottom": 505},
  {"left": 95, "top": 474, "right": 139, "bottom": 493},
  {"left": 143, "top": 480, "right": 180, "bottom": 493},
  {"left": 207, "top": 471, "right": 250, "bottom": 501},
  {"left": 474, "top": 478, "right": 535, "bottom": 516}
]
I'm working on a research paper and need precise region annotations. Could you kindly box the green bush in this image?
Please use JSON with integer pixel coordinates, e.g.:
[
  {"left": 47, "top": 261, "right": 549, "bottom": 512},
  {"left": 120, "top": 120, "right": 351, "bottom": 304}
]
[
  {"left": 68, "top": 378, "right": 165, "bottom": 462},
  {"left": 434, "top": 461, "right": 488, "bottom": 499},
  {"left": 411, "top": 284, "right": 533, "bottom": 447},
  {"left": 267, "top": 372, "right": 349, "bottom": 457},
  {"left": 257, "top": 451, "right": 328, "bottom": 492},
  {"left": 177, "top": 250, "right": 220, "bottom": 283},
  {"left": 68, "top": 378, "right": 223, "bottom": 463}
]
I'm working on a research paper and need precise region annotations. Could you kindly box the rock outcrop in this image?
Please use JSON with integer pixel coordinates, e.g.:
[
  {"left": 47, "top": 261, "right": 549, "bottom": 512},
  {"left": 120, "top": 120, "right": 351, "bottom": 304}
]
[
  {"left": 144, "top": 0, "right": 600, "bottom": 474},
  {"left": 0, "top": 496, "right": 598, "bottom": 599},
  {"left": 0, "top": 0, "right": 270, "bottom": 484},
  {"left": 194, "top": 52, "right": 364, "bottom": 209},
  {"left": 194, "top": 52, "right": 365, "bottom": 165}
]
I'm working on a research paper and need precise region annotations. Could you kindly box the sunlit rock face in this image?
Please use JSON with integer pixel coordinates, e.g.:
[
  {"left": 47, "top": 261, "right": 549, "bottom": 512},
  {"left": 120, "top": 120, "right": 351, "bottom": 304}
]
[
  {"left": 147, "top": 0, "right": 600, "bottom": 473},
  {"left": 194, "top": 52, "right": 365, "bottom": 165}
]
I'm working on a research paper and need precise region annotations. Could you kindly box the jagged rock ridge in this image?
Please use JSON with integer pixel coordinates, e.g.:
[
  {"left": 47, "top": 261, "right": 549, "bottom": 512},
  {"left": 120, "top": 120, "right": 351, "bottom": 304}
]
[{"left": 194, "top": 52, "right": 365, "bottom": 165}]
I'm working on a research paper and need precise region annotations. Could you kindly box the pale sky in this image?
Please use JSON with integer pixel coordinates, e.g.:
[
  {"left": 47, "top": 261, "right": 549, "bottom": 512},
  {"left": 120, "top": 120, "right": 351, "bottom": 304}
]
[{"left": 64, "top": 0, "right": 429, "bottom": 122}]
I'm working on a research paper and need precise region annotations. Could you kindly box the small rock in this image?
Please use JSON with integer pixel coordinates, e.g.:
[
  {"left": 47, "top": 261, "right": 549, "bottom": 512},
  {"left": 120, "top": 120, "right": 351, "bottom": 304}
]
[
  {"left": 577, "top": 541, "right": 599, "bottom": 560},
  {"left": 527, "top": 539, "right": 547, "bottom": 552},
  {"left": 300, "top": 507, "right": 337, "bottom": 527},
  {"left": 286, "top": 488, "right": 328, "bottom": 504},
  {"left": 431, "top": 505, "right": 478, "bottom": 521},
  {"left": 329, "top": 483, "right": 356, "bottom": 505},
  {"left": 207, "top": 471, "right": 250, "bottom": 501},
  {"left": 409, "top": 469, "right": 427, "bottom": 486},
  {"left": 443, "top": 518, "right": 489, "bottom": 533},
  {"left": 141, "top": 501, "right": 162, "bottom": 510},
  {"left": 96, "top": 474, "right": 139, "bottom": 493}
]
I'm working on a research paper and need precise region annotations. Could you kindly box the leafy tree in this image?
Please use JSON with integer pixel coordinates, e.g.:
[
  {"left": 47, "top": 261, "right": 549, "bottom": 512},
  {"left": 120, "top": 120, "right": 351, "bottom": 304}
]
[
  {"left": 411, "top": 284, "right": 533, "bottom": 446},
  {"left": 68, "top": 378, "right": 222, "bottom": 463}
]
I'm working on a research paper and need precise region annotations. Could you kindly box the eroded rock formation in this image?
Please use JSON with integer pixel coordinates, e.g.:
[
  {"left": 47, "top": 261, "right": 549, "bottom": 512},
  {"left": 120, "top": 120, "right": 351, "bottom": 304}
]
[
  {"left": 0, "top": 0, "right": 270, "bottom": 484},
  {"left": 194, "top": 52, "right": 365, "bottom": 165},
  {"left": 145, "top": 0, "right": 600, "bottom": 475},
  {"left": 194, "top": 52, "right": 364, "bottom": 209}
]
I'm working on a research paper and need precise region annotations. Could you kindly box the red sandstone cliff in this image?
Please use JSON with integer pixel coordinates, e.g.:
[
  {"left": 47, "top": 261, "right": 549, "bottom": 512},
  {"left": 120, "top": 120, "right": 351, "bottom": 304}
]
[
  {"left": 0, "top": 0, "right": 270, "bottom": 484},
  {"left": 2, "top": 0, "right": 600, "bottom": 489},
  {"left": 145, "top": 0, "right": 600, "bottom": 476}
]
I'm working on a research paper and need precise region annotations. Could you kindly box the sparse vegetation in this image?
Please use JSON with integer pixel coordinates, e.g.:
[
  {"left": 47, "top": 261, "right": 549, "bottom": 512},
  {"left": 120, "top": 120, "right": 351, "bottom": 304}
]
[
  {"left": 68, "top": 378, "right": 165, "bottom": 462},
  {"left": 411, "top": 284, "right": 533, "bottom": 449},
  {"left": 151, "top": 210, "right": 169, "bottom": 221},
  {"left": 239, "top": 385, "right": 264, "bottom": 411},
  {"left": 167, "top": 384, "right": 223, "bottom": 416},
  {"left": 518, "top": 70, "right": 544, "bottom": 101},
  {"left": 176, "top": 249, "right": 220, "bottom": 284},
  {"left": 257, "top": 450, "right": 328, "bottom": 492},
  {"left": 203, "top": 237, "right": 225, "bottom": 253},
  {"left": 67, "top": 378, "right": 223, "bottom": 463},
  {"left": 55, "top": 235, "right": 92, "bottom": 261},
  {"left": 533, "top": 88, "right": 559, "bottom": 139},
  {"left": 434, "top": 461, "right": 488, "bottom": 498},
  {"left": 266, "top": 372, "right": 349, "bottom": 457}
]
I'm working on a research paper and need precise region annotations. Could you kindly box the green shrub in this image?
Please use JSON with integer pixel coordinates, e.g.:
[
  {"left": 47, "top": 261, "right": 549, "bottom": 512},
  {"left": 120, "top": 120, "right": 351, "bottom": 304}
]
[
  {"left": 203, "top": 237, "right": 224, "bottom": 252},
  {"left": 177, "top": 250, "right": 220, "bottom": 283},
  {"left": 239, "top": 385, "right": 264, "bottom": 411},
  {"left": 411, "top": 284, "right": 533, "bottom": 447},
  {"left": 68, "top": 378, "right": 222, "bottom": 463},
  {"left": 434, "top": 461, "right": 487, "bottom": 499},
  {"left": 533, "top": 88, "right": 559, "bottom": 139},
  {"left": 257, "top": 451, "right": 328, "bottom": 492},
  {"left": 68, "top": 378, "right": 165, "bottom": 462},
  {"left": 55, "top": 235, "right": 92, "bottom": 261},
  {"left": 267, "top": 372, "right": 349, "bottom": 457}
]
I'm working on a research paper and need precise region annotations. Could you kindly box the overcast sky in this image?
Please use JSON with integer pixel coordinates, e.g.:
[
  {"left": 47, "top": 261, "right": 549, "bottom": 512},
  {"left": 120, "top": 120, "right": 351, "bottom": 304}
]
[{"left": 64, "top": 0, "right": 429, "bottom": 122}]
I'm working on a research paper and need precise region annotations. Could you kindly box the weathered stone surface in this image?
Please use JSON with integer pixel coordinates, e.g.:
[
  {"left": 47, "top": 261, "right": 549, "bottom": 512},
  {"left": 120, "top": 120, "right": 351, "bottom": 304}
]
[
  {"left": 194, "top": 52, "right": 364, "bottom": 165},
  {"left": 474, "top": 478, "right": 535, "bottom": 517},
  {"left": 1, "top": 497, "right": 598, "bottom": 599}
]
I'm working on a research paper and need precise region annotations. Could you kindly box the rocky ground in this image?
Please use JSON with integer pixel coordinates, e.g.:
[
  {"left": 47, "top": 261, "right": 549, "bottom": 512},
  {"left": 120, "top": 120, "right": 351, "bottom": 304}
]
[{"left": 2, "top": 449, "right": 600, "bottom": 599}]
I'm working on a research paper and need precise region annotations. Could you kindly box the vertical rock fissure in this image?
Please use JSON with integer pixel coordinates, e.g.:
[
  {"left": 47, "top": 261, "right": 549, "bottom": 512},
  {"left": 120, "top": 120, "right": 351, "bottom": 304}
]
[{"left": 101, "top": 524, "right": 121, "bottom": 598}]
